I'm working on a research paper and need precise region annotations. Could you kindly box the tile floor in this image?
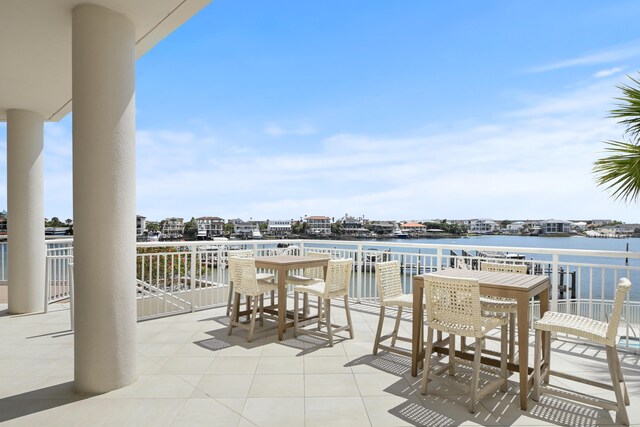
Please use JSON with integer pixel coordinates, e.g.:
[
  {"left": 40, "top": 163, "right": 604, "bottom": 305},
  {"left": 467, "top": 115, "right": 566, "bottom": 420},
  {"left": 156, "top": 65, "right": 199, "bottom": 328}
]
[{"left": 1, "top": 299, "right": 639, "bottom": 426}]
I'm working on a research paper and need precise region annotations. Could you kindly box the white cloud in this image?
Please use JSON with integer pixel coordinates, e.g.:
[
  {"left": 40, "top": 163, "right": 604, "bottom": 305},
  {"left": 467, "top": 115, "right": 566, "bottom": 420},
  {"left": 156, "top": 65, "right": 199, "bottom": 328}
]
[
  {"left": 264, "top": 123, "right": 316, "bottom": 137},
  {"left": 594, "top": 67, "right": 625, "bottom": 78},
  {"left": 527, "top": 43, "right": 640, "bottom": 73}
]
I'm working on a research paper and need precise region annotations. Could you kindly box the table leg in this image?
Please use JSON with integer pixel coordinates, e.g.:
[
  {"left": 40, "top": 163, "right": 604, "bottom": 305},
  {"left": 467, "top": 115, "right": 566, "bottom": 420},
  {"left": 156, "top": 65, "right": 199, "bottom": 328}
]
[
  {"left": 516, "top": 294, "right": 530, "bottom": 410},
  {"left": 538, "top": 286, "right": 550, "bottom": 380},
  {"left": 277, "top": 266, "right": 287, "bottom": 340},
  {"left": 411, "top": 280, "right": 423, "bottom": 377}
]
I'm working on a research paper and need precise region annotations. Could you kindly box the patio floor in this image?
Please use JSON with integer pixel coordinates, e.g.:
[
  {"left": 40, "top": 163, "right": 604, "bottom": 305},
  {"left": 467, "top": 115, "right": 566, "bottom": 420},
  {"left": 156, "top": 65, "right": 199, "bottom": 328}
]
[{"left": 1, "top": 300, "right": 639, "bottom": 426}]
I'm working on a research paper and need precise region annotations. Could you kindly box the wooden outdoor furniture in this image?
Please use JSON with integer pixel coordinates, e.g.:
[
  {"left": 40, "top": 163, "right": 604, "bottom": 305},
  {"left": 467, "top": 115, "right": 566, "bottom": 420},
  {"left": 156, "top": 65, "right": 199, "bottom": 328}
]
[
  {"left": 533, "top": 277, "right": 632, "bottom": 425},
  {"left": 412, "top": 268, "right": 550, "bottom": 410},
  {"left": 286, "top": 251, "right": 332, "bottom": 315},
  {"left": 227, "top": 256, "right": 277, "bottom": 342},
  {"left": 225, "top": 249, "right": 274, "bottom": 316},
  {"left": 420, "top": 274, "right": 508, "bottom": 413},
  {"left": 372, "top": 260, "right": 417, "bottom": 356},
  {"left": 292, "top": 258, "right": 354, "bottom": 346},
  {"left": 254, "top": 255, "right": 330, "bottom": 340}
]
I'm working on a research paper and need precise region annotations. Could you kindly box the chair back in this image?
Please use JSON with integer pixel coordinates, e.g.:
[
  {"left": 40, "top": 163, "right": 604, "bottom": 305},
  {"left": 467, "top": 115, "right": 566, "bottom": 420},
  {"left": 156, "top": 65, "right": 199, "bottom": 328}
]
[
  {"left": 324, "top": 258, "right": 353, "bottom": 297},
  {"left": 229, "top": 256, "right": 260, "bottom": 295},
  {"left": 375, "top": 260, "right": 403, "bottom": 303},
  {"left": 424, "top": 274, "right": 483, "bottom": 338},
  {"left": 480, "top": 262, "right": 527, "bottom": 274},
  {"left": 228, "top": 250, "right": 253, "bottom": 284},
  {"left": 606, "top": 278, "right": 632, "bottom": 346},
  {"left": 303, "top": 251, "right": 332, "bottom": 280}
]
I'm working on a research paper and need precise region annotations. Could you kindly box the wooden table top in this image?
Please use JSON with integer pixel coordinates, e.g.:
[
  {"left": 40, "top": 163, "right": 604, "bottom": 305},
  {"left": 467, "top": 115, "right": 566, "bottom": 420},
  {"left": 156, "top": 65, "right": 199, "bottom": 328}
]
[
  {"left": 254, "top": 255, "right": 329, "bottom": 268},
  {"left": 416, "top": 268, "right": 549, "bottom": 293}
]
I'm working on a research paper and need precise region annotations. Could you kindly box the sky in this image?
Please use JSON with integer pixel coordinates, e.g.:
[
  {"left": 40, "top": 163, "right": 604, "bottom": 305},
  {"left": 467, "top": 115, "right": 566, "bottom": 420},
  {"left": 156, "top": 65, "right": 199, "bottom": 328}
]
[{"left": 3, "top": 0, "right": 640, "bottom": 223}]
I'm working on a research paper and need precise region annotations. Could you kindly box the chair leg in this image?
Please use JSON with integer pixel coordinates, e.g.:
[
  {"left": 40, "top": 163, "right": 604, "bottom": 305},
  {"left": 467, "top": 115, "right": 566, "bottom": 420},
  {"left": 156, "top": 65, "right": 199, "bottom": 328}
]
[
  {"left": 293, "top": 291, "right": 300, "bottom": 338},
  {"left": 533, "top": 329, "right": 542, "bottom": 401},
  {"left": 344, "top": 295, "right": 354, "bottom": 339},
  {"left": 391, "top": 306, "right": 403, "bottom": 346},
  {"left": 469, "top": 340, "right": 482, "bottom": 413},
  {"left": 421, "top": 328, "right": 434, "bottom": 394},
  {"left": 317, "top": 298, "right": 323, "bottom": 329},
  {"left": 227, "top": 292, "right": 238, "bottom": 336},
  {"left": 612, "top": 346, "right": 630, "bottom": 406},
  {"left": 373, "top": 306, "right": 386, "bottom": 355},
  {"left": 508, "top": 313, "right": 516, "bottom": 364},
  {"left": 259, "top": 294, "right": 264, "bottom": 327},
  {"left": 225, "top": 281, "right": 234, "bottom": 317},
  {"left": 303, "top": 293, "right": 310, "bottom": 316},
  {"left": 247, "top": 296, "right": 259, "bottom": 342},
  {"left": 448, "top": 334, "right": 456, "bottom": 375},
  {"left": 325, "top": 299, "right": 333, "bottom": 347},
  {"left": 500, "top": 323, "right": 508, "bottom": 392},
  {"left": 607, "top": 346, "right": 630, "bottom": 426}
]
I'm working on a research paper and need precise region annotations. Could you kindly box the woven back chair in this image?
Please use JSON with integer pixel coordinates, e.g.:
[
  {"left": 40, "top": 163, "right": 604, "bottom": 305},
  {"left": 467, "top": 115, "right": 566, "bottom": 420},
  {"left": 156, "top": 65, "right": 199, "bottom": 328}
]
[
  {"left": 225, "top": 249, "right": 274, "bottom": 316},
  {"left": 421, "top": 274, "right": 508, "bottom": 413},
  {"left": 286, "top": 251, "right": 332, "bottom": 316},
  {"left": 227, "top": 256, "right": 277, "bottom": 342},
  {"left": 372, "top": 260, "right": 415, "bottom": 355},
  {"left": 477, "top": 261, "right": 526, "bottom": 363},
  {"left": 292, "top": 258, "right": 354, "bottom": 346},
  {"left": 533, "top": 278, "right": 632, "bottom": 425}
]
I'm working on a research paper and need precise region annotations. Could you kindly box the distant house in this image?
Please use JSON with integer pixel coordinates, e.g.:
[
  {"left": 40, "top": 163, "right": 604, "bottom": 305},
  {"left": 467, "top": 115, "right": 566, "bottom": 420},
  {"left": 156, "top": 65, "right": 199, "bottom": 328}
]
[
  {"left": 136, "top": 215, "right": 146, "bottom": 236},
  {"left": 400, "top": 222, "right": 427, "bottom": 236},
  {"left": 598, "top": 223, "right": 640, "bottom": 235},
  {"left": 162, "top": 217, "right": 184, "bottom": 238},
  {"left": 369, "top": 221, "right": 395, "bottom": 235},
  {"left": 541, "top": 219, "right": 573, "bottom": 234},
  {"left": 305, "top": 216, "right": 332, "bottom": 235},
  {"left": 267, "top": 219, "right": 292, "bottom": 236},
  {"left": 196, "top": 216, "right": 225, "bottom": 238},
  {"left": 342, "top": 215, "right": 369, "bottom": 237},
  {"left": 229, "top": 218, "right": 254, "bottom": 237},
  {"left": 468, "top": 219, "right": 499, "bottom": 234},
  {"left": 506, "top": 221, "right": 525, "bottom": 233}
]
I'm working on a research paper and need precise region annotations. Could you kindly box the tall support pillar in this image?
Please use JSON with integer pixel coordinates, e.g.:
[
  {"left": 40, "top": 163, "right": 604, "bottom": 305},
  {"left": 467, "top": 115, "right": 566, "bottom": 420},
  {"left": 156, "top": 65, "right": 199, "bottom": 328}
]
[
  {"left": 6, "top": 109, "right": 45, "bottom": 314},
  {"left": 72, "top": 4, "right": 137, "bottom": 393}
]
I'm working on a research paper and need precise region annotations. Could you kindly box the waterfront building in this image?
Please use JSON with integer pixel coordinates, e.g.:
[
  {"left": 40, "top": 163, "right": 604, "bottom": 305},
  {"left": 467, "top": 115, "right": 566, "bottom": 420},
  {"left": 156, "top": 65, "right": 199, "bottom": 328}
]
[
  {"left": 468, "top": 219, "right": 499, "bottom": 234},
  {"left": 341, "top": 215, "right": 369, "bottom": 237},
  {"left": 541, "top": 219, "right": 574, "bottom": 234},
  {"left": 136, "top": 215, "right": 146, "bottom": 236},
  {"left": 305, "top": 215, "right": 332, "bottom": 235},
  {"left": 229, "top": 218, "right": 254, "bottom": 237},
  {"left": 267, "top": 219, "right": 292, "bottom": 237},
  {"left": 400, "top": 221, "right": 427, "bottom": 236},
  {"left": 195, "top": 216, "right": 224, "bottom": 238},
  {"left": 162, "top": 217, "right": 184, "bottom": 238},
  {"left": 369, "top": 221, "right": 396, "bottom": 235},
  {"left": 505, "top": 221, "right": 525, "bottom": 233}
]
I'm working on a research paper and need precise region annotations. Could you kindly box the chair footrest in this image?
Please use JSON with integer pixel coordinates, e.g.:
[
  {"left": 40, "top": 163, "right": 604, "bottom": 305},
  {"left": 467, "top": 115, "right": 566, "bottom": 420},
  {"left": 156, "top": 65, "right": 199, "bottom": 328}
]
[
  {"left": 376, "top": 343, "right": 412, "bottom": 357},
  {"left": 539, "top": 383, "right": 619, "bottom": 412},
  {"left": 550, "top": 369, "right": 615, "bottom": 392}
]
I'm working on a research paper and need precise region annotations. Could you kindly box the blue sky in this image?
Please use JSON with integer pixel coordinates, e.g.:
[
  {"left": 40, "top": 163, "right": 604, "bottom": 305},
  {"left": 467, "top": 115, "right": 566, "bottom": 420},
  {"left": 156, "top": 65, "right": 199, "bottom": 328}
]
[{"left": 3, "top": 0, "right": 640, "bottom": 222}]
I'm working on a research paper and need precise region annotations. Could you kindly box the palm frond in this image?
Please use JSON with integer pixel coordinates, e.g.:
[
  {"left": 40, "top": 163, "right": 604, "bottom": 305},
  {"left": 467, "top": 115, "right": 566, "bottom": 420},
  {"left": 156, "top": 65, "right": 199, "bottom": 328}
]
[
  {"left": 593, "top": 140, "right": 640, "bottom": 203},
  {"left": 610, "top": 74, "right": 640, "bottom": 140}
]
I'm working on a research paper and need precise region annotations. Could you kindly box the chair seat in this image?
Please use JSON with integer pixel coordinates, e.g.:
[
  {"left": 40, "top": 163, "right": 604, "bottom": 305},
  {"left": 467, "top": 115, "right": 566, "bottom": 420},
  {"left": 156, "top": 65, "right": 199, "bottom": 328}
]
[
  {"left": 480, "top": 296, "right": 517, "bottom": 313},
  {"left": 382, "top": 293, "right": 415, "bottom": 308},
  {"left": 430, "top": 314, "right": 507, "bottom": 338},
  {"left": 257, "top": 273, "right": 274, "bottom": 281},
  {"left": 240, "top": 279, "right": 277, "bottom": 297},
  {"left": 534, "top": 311, "right": 609, "bottom": 346},
  {"left": 293, "top": 282, "right": 347, "bottom": 299},
  {"left": 286, "top": 275, "right": 322, "bottom": 286}
]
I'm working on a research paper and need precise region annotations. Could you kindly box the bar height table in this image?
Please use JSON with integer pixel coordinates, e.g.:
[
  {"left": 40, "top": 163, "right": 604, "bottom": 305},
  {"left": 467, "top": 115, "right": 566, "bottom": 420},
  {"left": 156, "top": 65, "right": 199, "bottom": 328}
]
[{"left": 412, "top": 269, "right": 550, "bottom": 410}]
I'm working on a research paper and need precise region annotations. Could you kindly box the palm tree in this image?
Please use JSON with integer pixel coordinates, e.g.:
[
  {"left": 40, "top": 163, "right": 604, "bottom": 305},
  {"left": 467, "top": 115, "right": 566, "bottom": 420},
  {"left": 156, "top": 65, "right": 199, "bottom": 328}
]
[{"left": 594, "top": 74, "right": 640, "bottom": 202}]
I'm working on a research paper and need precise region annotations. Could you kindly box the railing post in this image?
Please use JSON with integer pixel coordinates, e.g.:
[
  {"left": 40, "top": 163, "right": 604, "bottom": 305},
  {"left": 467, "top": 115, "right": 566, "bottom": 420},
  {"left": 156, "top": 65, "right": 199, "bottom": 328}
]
[
  {"left": 551, "top": 254, "right": 559, "bottom": 313},
  {"left": 44, "top": 249, "right": 50, "bottom": 313},
  {"left": 190, "top": 243, "right": 197, "bottom": 312},
  {"left": 436, "top": 248, "right": 443, "bottom": 272},
  {"left": 356, "top": 243, "right": 363, "bottom": 303}
]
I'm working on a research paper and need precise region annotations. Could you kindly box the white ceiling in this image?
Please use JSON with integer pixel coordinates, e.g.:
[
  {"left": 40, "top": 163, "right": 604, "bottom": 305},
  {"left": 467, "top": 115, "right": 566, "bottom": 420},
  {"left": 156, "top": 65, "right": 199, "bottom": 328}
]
[{"left": 0, "top": 0, "right": 210, "bottom": 122}]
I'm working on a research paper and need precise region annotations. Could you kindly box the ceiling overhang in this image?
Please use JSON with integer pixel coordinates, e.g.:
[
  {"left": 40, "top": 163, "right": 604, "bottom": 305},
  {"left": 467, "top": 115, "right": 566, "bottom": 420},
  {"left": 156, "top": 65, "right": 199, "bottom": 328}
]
[{"left": 0, "top": 0, "right": 210, "bottom": 122}]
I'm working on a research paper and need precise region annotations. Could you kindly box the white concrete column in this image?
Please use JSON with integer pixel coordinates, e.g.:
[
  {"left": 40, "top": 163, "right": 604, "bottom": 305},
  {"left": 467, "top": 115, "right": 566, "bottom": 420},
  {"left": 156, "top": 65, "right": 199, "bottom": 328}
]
[
  {"left": 6, "top": 109, "right": 45, "bottom": 314},
  {"left": 72, "top": 4, "right": 137, "bottom": 393}
]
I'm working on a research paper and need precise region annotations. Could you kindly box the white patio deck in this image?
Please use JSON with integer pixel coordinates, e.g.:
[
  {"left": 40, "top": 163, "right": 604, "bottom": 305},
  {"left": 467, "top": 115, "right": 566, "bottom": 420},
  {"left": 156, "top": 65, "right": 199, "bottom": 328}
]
[{"left": 1, "top": 300, "right": 639, "bottom": 426}]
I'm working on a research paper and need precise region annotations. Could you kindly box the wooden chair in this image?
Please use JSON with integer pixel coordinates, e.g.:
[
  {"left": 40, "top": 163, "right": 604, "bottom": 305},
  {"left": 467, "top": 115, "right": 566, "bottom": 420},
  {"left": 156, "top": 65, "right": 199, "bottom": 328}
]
[
  {"left": 420, "top": 274, "right": 508, "bottom": 413},
  {"left": 372, "top": 260, "right": 415, "bottom": 356},
  {"left": 225, "top": 249, "right": 274, "bottom": 316},
  {"left": 227, "top": 256, "right": 278, "bottom": 342},
  {"left": 478, "top": 261, "right": 527, "bottom": 363},
  {"left": 292, "top": 258, "right": 354, "bottom": 346},
  {"left": 533, "top": 278, "right": 632, "bottom": 425},
  {"left": 286, "top": 251, "right": 331, "bottom": 315}
]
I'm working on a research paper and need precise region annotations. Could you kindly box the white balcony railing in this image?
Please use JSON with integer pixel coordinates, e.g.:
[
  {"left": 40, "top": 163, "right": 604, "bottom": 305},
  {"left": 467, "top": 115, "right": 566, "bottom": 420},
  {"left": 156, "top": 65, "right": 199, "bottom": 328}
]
[{"left": 34, "top": 238, "right": 640, "bottom": 351}]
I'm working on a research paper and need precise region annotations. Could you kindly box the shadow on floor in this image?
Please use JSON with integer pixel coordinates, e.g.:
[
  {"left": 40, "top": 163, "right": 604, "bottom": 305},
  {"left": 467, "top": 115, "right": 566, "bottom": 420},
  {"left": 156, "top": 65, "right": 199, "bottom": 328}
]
[{"left": 0, "top": 382, "right": 91, "bottom": 423}]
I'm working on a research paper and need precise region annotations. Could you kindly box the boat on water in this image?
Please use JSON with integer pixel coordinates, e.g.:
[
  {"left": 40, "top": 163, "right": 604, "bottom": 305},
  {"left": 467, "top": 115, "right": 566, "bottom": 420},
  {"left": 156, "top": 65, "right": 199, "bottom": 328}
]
[
  {"left": 251, "top": 228, "right": 263, "bottom": 239},
  {"left": 392, "top": 226, "right": 409, "bottom": 239}
]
